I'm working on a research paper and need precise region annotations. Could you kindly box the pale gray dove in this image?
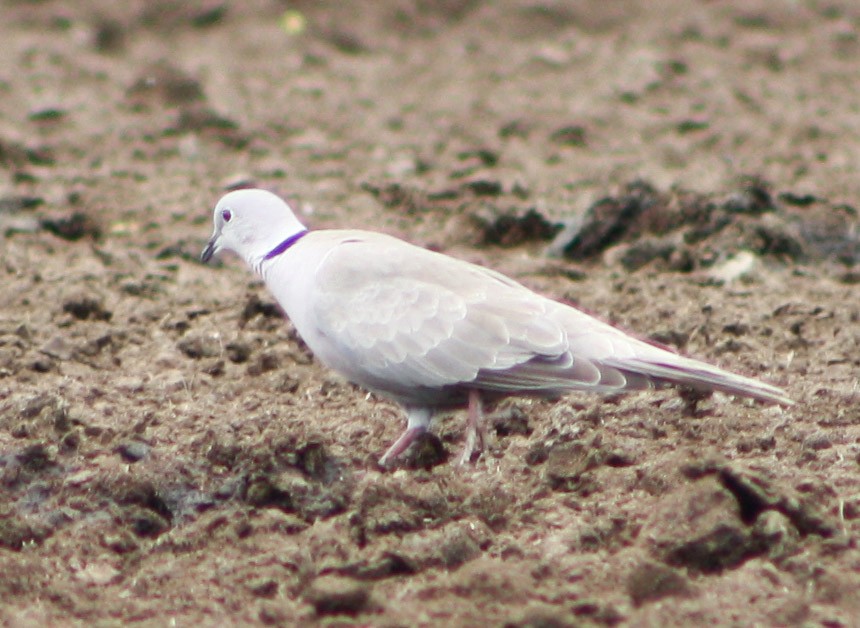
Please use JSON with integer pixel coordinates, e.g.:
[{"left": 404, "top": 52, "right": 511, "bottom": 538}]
[{"left": 201, "top": 188, "right": 792, "bottom": 466}]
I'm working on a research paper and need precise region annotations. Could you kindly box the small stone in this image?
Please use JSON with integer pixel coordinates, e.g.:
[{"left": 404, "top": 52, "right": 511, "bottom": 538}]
[
  {"left": 706, "top": 250, "right": 758, "bottom": 284},
  {"left": 74, "top": 561, "right": 120, "bottom": 585},
  {"left": 334, "top": 552, "right": 416, "bottom": 580},
  {"left": 305, "top": 575, "right": 370, "bottom": 616},
  {"left": 117, "top": 441, "right": 150, "bottom": 462},
  {"left": 65, "top": 469, "right": 96, "bottom": 487}
]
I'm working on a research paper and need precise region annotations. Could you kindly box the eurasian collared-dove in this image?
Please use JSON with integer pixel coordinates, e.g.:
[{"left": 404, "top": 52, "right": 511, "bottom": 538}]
[{"left": 201, "top": 188, "right": 791, "bottom": 466}]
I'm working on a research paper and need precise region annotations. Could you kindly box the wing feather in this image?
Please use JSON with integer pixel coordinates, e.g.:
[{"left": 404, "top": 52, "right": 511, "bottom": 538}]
[{"left": 311, "top": 238, "right": 571, "bottom": 394}]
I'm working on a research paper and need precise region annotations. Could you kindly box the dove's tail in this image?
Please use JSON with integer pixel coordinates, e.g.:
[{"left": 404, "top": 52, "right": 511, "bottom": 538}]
[
  {"left": 470, "top": 300, "right": 792, "bottom": 405},
  {"left": 604, "top": 355, "right": 793, "bottom": 405},
  {"left": 548, "top": 303, "right": 794, "bottom": 405}
]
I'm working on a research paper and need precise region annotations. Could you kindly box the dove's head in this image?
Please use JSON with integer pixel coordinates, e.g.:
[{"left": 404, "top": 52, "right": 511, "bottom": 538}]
[{"left": 201, "top": 189, "right": 307, "bottom": 268}]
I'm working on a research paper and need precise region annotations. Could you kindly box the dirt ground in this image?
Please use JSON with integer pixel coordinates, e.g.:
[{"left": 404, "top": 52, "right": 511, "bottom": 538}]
[{"left": 1, "top": 0, "right": 859, "bottom": 625}]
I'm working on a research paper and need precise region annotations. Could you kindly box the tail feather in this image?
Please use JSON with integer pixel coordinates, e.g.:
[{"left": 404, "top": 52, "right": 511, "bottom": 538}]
[{"left": 606, "top": 357, "right": 793, "bottom": 406}]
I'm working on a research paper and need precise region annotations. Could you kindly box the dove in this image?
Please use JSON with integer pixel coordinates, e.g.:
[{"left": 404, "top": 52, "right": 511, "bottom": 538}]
[{"left": 201, "top": 188, "right": 792, "bottom": 466}]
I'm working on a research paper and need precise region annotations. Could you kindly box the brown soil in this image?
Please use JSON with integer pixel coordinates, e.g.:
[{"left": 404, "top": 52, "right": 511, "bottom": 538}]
[{"left": 1, "top": 1, "right": 859, "bottom": 625}]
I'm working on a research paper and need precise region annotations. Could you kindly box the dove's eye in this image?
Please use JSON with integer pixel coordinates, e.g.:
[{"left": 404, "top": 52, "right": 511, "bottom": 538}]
[{"left": 221, "top": 209, "right": 232, "bottom": 223}]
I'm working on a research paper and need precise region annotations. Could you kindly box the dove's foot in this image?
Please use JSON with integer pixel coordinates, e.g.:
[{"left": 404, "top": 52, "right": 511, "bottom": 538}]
[
  {"left": 378, "top": 426, "right": 426, "bottom": 466},
  {"left": 457, "top": 389, "right": 487, "bottom": 465},
  {"left": 379, "top": 406, "right": 434, "bottom": 467}
]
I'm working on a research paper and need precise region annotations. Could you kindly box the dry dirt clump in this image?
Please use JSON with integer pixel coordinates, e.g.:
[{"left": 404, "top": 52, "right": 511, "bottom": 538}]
[{"left": 1, "top": 1, "right": 860, "bottom": 626}]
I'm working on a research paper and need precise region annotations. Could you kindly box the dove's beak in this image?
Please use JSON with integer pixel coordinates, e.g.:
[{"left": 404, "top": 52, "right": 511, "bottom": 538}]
[{"left": 200, "top": 237, "right": 219, "bottom": 263}]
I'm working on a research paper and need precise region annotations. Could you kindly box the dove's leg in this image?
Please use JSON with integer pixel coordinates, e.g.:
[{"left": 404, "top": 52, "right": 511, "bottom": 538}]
[
  {"left": 458, "top": 389, "right": 486, "bottom": 465},
  {"left": 378, "top": 406, "right": 433, "bottom": 466}
]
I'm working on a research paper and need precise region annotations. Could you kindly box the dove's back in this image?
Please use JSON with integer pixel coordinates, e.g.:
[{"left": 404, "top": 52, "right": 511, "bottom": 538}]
[{"left": 259, "top": 229, "right": 791, "bottom": 408}]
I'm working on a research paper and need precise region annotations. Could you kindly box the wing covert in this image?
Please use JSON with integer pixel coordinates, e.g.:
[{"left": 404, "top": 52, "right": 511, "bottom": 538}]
[{"left": 309, "top": 237, "right": 570, "bottom": 391}]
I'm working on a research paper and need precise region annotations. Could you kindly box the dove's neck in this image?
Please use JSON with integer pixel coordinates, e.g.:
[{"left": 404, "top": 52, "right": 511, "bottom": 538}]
[
  {"left": 263, "top": 230, "right": 308, "bottom": 260},
  {"left": 250, "top": 228, "right": 309, "bottom": 274}
]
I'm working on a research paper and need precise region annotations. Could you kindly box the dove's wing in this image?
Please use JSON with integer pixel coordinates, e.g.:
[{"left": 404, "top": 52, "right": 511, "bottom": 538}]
[{"left": 308, "top": 235, "right": 609, "bottom": 399}]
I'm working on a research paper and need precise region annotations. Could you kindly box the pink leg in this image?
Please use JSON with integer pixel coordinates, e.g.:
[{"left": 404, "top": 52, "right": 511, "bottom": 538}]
[
  {"left": 458, "top": 389, "right": 486, "bottom": 465},
  {"left": 378, "top": 407, "right": 432, "bottom": 467}
]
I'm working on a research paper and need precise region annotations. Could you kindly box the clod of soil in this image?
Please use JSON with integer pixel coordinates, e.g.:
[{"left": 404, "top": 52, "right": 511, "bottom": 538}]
[
  {"left": 304, "top": 575, "right": 371, "bottom": 616},
  {"left": 62, "top": 292, "right": 112, "bottom": 321},
  {"left": 40, "top": 212, "right": 102, "bottom": 241},
  {"left": 471, "top": 206, "right": 562, "bottom": 247},
  {"left": 626, "top": 561, "right": 695, "bottom": 606}
]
